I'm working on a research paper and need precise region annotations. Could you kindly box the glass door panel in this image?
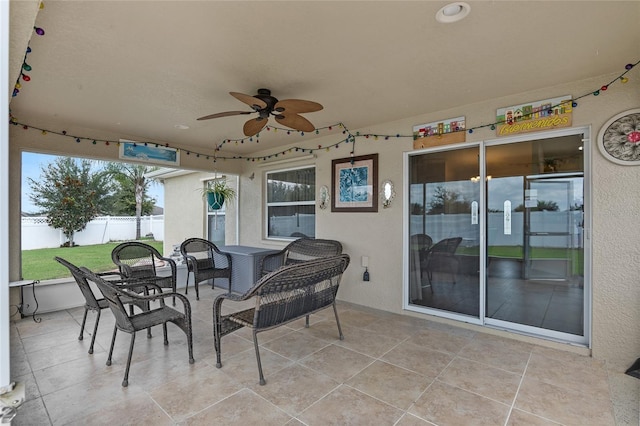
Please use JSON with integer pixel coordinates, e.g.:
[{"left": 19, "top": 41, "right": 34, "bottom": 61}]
[
  {"left": 485, "top": 135, "right": 585, "bottom": 336},
  {"left": 408, "top": 147, "right": 481, "bottom": 318}
]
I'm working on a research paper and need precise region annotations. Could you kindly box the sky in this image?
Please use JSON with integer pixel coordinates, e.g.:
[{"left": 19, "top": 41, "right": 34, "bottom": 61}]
[{"left": 21, "top": 152, "right": 165, "bottom": 214}]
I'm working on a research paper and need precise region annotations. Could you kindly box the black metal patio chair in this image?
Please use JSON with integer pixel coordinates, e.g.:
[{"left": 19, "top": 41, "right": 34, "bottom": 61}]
[
  {"left": 112, "top": 241, "right": 177, "bottom": 304},
  {"left": 80, "top": 267, "right": 194, "bottom": 387},
  {"left": 180, "top": 237, "right": 232, "bottom": 299},
  {"left": 259, "top": 238, "right": 343, "bottom": 276},
  {"left": 423, "top": 237, "right": 463, "bottom": 288},
  {"left": 54, "top": 256, "right": 153, "bottom": 353}
]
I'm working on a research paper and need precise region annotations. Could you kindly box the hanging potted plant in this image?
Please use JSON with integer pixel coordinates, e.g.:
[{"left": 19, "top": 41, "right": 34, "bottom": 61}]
[{"left": 201, "top": 178, "right": 236, "bottom": 210}]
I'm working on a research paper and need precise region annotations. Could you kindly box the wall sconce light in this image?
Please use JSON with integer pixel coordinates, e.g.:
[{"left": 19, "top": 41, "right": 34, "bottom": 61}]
[
  {"left": 380, "top": 180, "right": 395, "bottom": 208},
  {"left": 319, "top": 185, "right": 330, "bottom": 210}
]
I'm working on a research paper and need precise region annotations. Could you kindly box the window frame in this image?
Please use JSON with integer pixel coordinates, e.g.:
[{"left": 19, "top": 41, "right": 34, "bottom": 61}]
[{"left": 264, "top": 165, "right": 316, "bottom": 241}]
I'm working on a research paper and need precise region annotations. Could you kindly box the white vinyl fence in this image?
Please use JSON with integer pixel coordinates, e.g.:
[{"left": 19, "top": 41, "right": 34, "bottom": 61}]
[{"left": 21, "top": 215, "right": 164, "bottom": 250}]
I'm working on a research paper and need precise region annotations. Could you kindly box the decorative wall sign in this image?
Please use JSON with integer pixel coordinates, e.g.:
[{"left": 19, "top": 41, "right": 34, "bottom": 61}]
[
  {"left": 597, "top": 108, "right": 640, "bottom": 165},
  {"left": 413, "top": 116, "right": 466, "bottom": 149},
  {"left": 496, "top": 95, "right": 573, "bottom": 136},
  {"left": 331, "top": 154, "right": 378, "bottom": 212},
  {"left": 119, "top": 139, "right": 180, "bottom": 166}
]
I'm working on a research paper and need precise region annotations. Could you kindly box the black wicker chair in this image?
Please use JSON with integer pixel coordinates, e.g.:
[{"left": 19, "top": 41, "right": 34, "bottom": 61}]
[
  {"left": 423, "top": 237, "right": 463, "bottom": 287},
  {"left": 258, "top": 238, "right": 343, "bottom": 276},
  {"left": 112, "top": 241, "right": 177, "bottom": 304},
  {"left": 80, "top": 267, "right": 194, "bottom": 387},
  {"left": 214, "top": 254, "right": 350, "bottom": 385},
  {"left": 180, "top": 238, "right": 232, "bottom": 299},
  {"left": 54, "top": 256, "right": 124, "bottom": 354},
  {"left": 409, "top": 234, "right": 433, "bottom": 294}
]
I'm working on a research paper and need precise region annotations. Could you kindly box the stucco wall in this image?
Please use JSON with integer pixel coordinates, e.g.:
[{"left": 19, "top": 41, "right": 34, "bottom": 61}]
[
  {"left": 161, "top": 171, "right": 239, "bottom": 255},
  {"left": 235, "top": 71, "right": 639, "bottom": 371}
]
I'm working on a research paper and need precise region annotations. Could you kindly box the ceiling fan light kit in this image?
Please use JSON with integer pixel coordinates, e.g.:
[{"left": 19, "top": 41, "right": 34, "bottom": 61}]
[{"left": 198, "top": 88, "right": 323, "bottom": 137}]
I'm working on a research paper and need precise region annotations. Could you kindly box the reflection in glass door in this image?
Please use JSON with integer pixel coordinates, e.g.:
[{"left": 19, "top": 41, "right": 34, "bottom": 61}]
[
  {"left": 485, "top": 135, "right": 585, "bottom": 336},
  {"left": 408, "top": 147, "right": 481, "bottom": 319}
]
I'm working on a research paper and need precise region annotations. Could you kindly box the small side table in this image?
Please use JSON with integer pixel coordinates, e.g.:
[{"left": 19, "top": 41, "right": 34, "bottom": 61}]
[{"left": 9, "top": 280, "right": 41, "bottom": 323}]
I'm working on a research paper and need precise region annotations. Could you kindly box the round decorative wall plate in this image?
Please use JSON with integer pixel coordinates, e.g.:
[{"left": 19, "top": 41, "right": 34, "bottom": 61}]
[{"left": 597, "top": 108, "right": 640, "bottom": 165}]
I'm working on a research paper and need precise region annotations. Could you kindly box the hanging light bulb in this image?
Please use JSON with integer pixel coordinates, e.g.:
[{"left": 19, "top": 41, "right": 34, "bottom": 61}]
[
  {"left": 34, "top": 27, "right": 45, "bottom": 36},
  {"left": 621, "top": 77, "right": 629, "bottom": 83},
  {"left": 22, "top": 63, "right": 32, "bottom": 71}
]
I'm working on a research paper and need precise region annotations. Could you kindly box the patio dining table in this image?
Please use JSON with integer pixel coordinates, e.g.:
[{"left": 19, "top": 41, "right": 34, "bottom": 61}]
[{"left": 218, "top": 245, "right": 279, "bottom": 294}]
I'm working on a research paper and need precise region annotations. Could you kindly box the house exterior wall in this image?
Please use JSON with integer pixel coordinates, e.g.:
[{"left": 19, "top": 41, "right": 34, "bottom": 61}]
[
  {"left": 161, "top": 171, "right": 239, "bottom": 255},
  {"left": 163, "top": 172, "right": 208, "bottom": 255},
  {"left": 236, "top": 71, "right": 639, "bottom": 372},
  {"left": 8, "top": 70, "right": 640, "bottom": 371}
]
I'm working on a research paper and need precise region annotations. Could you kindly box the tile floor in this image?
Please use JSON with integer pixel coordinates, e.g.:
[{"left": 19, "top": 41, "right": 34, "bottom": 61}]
[{"left": 8, "top": 287, "right": 639, "bottom": 425}]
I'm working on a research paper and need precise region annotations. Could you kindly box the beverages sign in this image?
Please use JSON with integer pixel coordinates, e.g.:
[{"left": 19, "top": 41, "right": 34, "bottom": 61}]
[{"left": 496, "top": 95, "right": 572, "bottom": 136}]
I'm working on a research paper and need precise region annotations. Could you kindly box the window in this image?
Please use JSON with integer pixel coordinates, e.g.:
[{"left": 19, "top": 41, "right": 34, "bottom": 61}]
[{"left": 266, "top": 166, "right": 315, "bottom": 239}]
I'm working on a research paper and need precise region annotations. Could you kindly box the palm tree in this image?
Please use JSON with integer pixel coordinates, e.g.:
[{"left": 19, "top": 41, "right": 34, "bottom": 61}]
[{"left": 103, "top": 163, "right": 157, "bottom": 240}]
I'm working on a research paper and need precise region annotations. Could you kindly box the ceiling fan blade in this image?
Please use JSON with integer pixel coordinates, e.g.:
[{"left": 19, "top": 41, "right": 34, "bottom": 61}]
[
  {"left": 196, "top": 111, "right": 253, "bottom": 120},
  {"left": 274, "top": 99, "right": 323, "bottom": 113},
  {"left": 243, "top": 117, "right": 268, "bottom": 136},
  {"left": 230, "top": 92, "right": 268, "bottom": 110},
  {"left": 275, "top": 113, "right": 316, "bottom": 132}
]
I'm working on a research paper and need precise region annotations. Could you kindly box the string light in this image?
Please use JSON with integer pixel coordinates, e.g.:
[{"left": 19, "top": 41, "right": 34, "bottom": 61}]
[
  {"left": 12, "top": 22, "right": 46, "bottom": 97},
  {"left": 8, "top": 60, "right": 638, "bottom": 162}
]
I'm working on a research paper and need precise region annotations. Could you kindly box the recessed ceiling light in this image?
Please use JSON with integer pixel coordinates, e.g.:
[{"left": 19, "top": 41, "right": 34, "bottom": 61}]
[
  {"left": 436, "top": 2, "right": 470, "bottom": 23},
  {"left": 174, "top": 124, "right": 189, "bottom": 130}
]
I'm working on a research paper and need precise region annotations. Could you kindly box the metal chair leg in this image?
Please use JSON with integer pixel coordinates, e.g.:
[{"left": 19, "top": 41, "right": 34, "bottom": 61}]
[
  {"left": 163, "top": 323, "right": 168, "bottom": 345},
  {"left": 88, "top": 310, "right": 100, "bottom": 354},
  {"left": 106, "top": 326, "right": 117, "bottom": 366},
  {"left": 184, "top": 271, "right": 191, "bottom": 295},
  {"left": 253, "top": 331, "right": 266, "bottom": 385},
  {"left": 332, "top": 302, "right": 344, "bottom": 340},
  {"left": 79, "top": 306, "right": 89, "bottom": 340},
  {"left": 122, "top": 332, "right": 136, "bottom": 387}
]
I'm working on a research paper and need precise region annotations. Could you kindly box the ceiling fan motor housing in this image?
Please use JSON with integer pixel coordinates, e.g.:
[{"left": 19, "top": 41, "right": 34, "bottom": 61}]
[{"left": 254, "top": 88, "right": 279, "bottom": 117}]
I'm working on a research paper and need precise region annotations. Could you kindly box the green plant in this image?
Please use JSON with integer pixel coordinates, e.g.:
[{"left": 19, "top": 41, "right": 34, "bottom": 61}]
[{"left": 200, "top": 178, "right": 236, "bottom": 210}]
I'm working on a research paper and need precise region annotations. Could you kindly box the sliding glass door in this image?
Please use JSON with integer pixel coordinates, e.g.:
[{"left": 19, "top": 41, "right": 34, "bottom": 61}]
[
  {"left": 407, "top": 146, "right": 481, "bottom": 319},
  {"left": 485, "top": 135, "right": 585, "bottom": 337},
  {"left": 406, "top": 129, "right": 588, "bottom": 343}
]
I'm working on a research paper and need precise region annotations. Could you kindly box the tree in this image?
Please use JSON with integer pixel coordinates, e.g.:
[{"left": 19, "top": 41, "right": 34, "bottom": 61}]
[
  {"left": 28, "top": 157, "right": 111, "bottom": 246},
  {"left": 105, "top": 177, "right": 156, "bottom": 217},
  {"left": 427, "top": 186, "right": 471, "bottom": 215},
  {"left": 103, "top": 163, "right": 157, "bottom": 239}
]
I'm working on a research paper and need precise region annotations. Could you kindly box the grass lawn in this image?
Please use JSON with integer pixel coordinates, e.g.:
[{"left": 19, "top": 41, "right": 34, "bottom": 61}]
[
  {"left": 21, "top": 241, "right": 164, "bottom": 280},
  {"left": 456, "top": 245, "right": 584, "bottom": 275}
]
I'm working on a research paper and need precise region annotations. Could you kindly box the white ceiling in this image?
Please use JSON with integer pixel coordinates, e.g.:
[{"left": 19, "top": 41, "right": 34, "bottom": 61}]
[{"left": 9, "top": 1, "right": 640, "bottom": 158}]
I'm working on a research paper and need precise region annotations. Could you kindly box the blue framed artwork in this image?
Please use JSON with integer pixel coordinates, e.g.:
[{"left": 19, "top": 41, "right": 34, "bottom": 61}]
[
  {"left": 119, "top": 140, "right": 180, "bottom": 166},
  {"left": 331, "top": 153, "right": 378, "bottom": 212}
]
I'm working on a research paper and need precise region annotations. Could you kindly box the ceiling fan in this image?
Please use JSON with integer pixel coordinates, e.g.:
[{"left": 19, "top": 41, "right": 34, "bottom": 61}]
[{"left": 197, "top": 88, "right": 323, "bottom": 137}]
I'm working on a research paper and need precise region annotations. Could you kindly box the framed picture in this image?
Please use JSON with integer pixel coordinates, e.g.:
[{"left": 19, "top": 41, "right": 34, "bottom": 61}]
[
  {"left": 119, "top": 139, "right": 180, "bottom": 166},
  {"left": 331, "top": 154, "right": 378, "bottom": 212}
]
